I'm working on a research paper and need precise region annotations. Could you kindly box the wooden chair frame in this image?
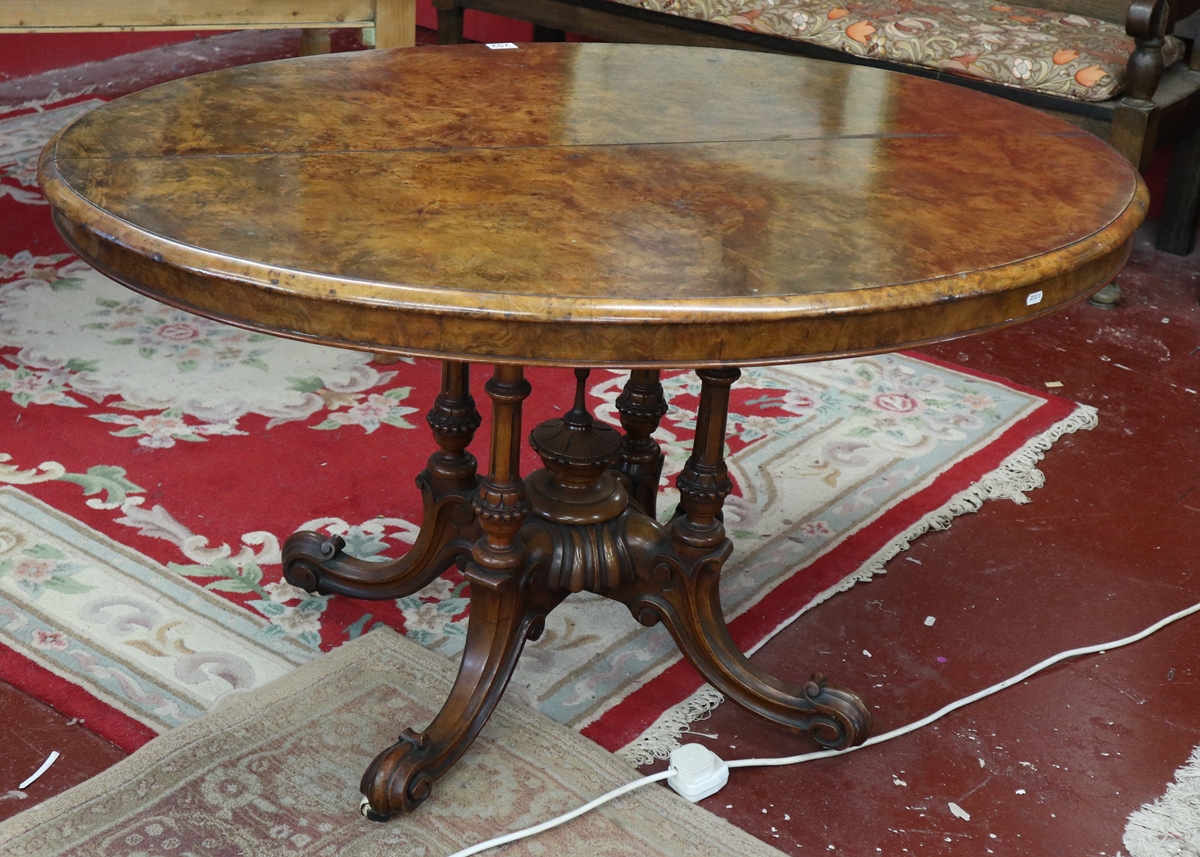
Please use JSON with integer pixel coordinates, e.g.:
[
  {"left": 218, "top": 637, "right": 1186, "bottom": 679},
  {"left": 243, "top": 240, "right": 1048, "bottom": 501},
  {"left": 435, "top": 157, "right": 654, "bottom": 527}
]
[{"left": 0, "top": 0, "right": 416, "bottom": 50}]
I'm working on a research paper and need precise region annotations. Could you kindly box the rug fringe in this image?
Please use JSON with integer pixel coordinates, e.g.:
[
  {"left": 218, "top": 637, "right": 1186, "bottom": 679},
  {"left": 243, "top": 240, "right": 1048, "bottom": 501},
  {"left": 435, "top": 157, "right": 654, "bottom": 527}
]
[
  {"left": 616, "top": 402, "right": 1098, "bottom": 767},
  {"left": 617, "top": 687, "right": 726, "bottom": 768},
  {"left": 786, "top": 402, "right": 1099, "bottom": 609},
  {"left": 1124, "top": 744, "right": 1200, "bottom": 857}
]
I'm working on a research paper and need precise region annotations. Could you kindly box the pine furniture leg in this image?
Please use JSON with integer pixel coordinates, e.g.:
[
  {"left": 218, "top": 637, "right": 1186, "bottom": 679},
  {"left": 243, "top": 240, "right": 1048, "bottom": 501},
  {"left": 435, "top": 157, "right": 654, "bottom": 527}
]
[{"left": 375, "top": 0, "right": 417, "bottom": 48}]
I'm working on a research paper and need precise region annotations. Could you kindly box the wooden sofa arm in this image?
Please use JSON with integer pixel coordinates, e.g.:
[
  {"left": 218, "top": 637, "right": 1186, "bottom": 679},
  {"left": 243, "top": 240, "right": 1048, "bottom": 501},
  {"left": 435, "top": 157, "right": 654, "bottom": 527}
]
[{"left": 1123, "top": 0, "right": 1171, "bottom": 102}]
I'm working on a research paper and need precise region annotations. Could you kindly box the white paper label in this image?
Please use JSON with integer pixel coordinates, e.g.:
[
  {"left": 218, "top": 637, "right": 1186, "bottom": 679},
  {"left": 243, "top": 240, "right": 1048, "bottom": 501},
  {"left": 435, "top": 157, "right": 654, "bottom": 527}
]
[
  {"left": 486, "top": 42, "right": 519, "bottom": 49},
  {"left": 1026, "top": 290, "right": 1044, "bottom": 306}
]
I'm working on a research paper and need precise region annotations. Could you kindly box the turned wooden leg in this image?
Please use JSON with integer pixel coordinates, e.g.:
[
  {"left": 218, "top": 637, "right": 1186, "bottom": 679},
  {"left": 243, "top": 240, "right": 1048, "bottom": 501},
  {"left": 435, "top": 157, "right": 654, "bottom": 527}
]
[
  {"left": 282, "top": 361, "right": 482, "bottom": 599},
  {"left": 361, "top": 364, "right": 565, "bottom": 819},
  {"left": 671, "top": 367, "right": 739, "bottom": 550},
  {"left": 299, "top": 28, "right": 332, "bottom": 56},
  {"left": 620, "top": 368, "right": 872, "bottom": 750},
  {"left": 611, "top": 369, "right": 668, "bottom": 518},
  {"left": 431, "top": 0, "right": 465, "bottom": 44}
]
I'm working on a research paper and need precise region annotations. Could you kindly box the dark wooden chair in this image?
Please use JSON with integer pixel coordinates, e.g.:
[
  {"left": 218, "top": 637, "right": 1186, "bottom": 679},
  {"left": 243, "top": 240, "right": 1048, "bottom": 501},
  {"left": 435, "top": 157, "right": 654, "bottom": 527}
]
[{"left": 434, "top": 0, "right": 1200, "bottom": 256}]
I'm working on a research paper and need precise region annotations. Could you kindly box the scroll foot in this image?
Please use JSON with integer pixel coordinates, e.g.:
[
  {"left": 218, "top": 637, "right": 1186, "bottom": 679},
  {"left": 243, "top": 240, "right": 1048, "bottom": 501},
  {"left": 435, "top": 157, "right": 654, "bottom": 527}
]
[
  {"left": 622, "top": 365, "right": 872, "bottom": 750},
  {"left": 359, "top": 563, "right": 565, "bottom": 819},
  {"left": 282, "top": 479, "right": 478, "bottom": 599},
  {"left": 622, "top": 550, "right": 872, "bottom": 750},
  {"left": 283, "top": 360, "right": 483, "bottom": 600}
]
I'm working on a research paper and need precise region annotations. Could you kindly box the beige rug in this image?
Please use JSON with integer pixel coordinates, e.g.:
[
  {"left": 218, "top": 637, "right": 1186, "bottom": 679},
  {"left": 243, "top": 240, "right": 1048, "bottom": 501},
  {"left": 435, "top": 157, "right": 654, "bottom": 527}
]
[{"left": 0, "top": 628, "right": 781, "bottom": 857}]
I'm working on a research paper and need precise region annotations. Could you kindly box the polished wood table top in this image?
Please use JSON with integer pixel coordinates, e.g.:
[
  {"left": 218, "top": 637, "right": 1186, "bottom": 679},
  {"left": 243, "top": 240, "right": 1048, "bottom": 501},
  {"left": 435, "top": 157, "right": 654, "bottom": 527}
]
[
  {"left": 40, "top": 43, "right": 1145, "bottom": 368},
  {"left": 39, "top": 44, "right": 1147, "bottom": 821}
]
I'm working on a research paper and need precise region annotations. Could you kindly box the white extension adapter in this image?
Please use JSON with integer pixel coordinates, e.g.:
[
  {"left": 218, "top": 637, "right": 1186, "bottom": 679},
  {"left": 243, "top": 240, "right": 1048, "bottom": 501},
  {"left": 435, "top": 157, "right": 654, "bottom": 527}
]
[{"left": 667, "top": 743, "right": 730, "bottom": 802}]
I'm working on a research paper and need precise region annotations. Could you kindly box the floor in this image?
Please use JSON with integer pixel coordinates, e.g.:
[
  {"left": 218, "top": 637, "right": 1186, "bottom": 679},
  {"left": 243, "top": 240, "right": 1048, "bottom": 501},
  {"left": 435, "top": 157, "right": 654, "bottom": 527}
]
[{"left": 2, "top": 27, "right": 1199, "bottom": 856}]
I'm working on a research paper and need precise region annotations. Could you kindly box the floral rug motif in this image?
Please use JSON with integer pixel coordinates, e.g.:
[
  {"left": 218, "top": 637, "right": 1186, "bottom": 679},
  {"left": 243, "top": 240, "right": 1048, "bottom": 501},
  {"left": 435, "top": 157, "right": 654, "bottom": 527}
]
[
  {"left": 1, "top": 260, "right": 413, "bottom": 435},
  {"left": 0, "top": 96, "right": 1096, "bottom": 763}
]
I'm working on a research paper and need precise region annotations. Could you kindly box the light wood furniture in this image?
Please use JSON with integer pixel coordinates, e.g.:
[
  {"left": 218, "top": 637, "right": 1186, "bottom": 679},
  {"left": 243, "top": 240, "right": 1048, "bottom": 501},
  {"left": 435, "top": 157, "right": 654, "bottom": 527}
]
[
  {"left": 0, "top": 0, "right": 416, "bottom": 51},
  {"left": 434, "top": 0, "right": 1199, "bottom": 257},
  {"left": 40, "top": 43, "right": 1146, "bottom": 819}
]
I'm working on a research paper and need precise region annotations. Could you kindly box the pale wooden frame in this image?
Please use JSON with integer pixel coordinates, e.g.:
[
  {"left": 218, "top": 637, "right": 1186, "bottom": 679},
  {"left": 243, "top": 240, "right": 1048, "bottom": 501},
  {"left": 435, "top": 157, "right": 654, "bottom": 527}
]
[{"left": 0, "top": 0, "right": 415, "bottom": 49}]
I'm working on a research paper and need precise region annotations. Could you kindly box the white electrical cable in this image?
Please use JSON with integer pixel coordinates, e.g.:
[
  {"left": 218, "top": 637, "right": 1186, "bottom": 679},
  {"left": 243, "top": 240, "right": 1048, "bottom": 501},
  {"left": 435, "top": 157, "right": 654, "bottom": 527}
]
[
  {"left": 444, "top": 770, "right": 676, "bottom": 857},
  {"left": 19, "top": 751, "right": 60, "bottom": 790},
  {"left": 727, "top": 598, "right": 1200, "bottom": 770},
  {"left": 441, "top": 599, "right": 1200, "bottom": 857}
]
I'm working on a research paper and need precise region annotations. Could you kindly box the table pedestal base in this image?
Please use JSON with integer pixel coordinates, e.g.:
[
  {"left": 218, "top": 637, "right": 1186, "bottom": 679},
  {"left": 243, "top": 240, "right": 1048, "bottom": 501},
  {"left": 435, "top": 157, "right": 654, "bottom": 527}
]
[{"left": 282, "top": 361, "right": 872, "bottom": 820}]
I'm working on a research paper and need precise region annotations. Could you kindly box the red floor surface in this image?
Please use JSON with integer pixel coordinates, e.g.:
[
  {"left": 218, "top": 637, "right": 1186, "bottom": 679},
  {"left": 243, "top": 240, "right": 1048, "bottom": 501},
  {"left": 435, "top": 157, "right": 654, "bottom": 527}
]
[
  {"left": 667, "top": 233, "right": 1200, "bottom": 855},
  {"left": 2, "top": 27, "right": 1199, "bottom": 856}
]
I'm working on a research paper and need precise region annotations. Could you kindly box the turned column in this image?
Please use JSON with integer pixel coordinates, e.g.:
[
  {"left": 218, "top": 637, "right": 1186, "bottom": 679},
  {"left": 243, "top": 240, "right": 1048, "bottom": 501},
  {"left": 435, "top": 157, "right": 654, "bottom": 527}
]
[
  {"left": 472, "top": 364, "right": 532, "bottom": 570},
  {"left": 672, "top": 367, "right": 739, "bottom": 550},
  {"left": 425, "top": 360, "right": 482, "bottom": 493},
  {"left": 612, "top": 369, "right": 669, "bottom": 518}
]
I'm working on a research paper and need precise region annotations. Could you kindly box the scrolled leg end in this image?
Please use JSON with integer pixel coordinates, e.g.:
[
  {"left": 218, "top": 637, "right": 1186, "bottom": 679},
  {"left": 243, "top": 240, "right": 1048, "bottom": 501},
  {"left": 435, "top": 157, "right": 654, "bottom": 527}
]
[
  {"left": 359, "top": 729, "right": 435, "bottom": 819},
  {"left": 803, "top": 673, "right": 873, "bottom": 750},
  {"left": 281, "top": 530, "right": 336, "bottom": 592}
]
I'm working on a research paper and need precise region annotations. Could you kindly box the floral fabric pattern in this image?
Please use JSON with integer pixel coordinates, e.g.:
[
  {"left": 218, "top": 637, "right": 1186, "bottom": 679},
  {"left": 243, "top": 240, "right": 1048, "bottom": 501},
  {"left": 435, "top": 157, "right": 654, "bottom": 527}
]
[{"left": 620, "top": 0, "right": 1185, "bottom": 101}]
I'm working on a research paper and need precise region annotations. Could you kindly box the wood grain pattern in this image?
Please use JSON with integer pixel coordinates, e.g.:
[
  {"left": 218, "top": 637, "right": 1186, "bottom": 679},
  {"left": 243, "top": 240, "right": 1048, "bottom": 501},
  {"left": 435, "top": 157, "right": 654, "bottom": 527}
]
[{"left": 40, "top": 43, "right": 1147, "bottom": 367}]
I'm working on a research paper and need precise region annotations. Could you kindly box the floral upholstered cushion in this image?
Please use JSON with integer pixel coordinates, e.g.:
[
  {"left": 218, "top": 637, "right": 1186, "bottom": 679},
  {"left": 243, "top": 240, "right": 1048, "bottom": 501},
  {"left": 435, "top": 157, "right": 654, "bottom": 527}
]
[{"left": 618, "top": 0, "right": 1185, "bottom": 101}]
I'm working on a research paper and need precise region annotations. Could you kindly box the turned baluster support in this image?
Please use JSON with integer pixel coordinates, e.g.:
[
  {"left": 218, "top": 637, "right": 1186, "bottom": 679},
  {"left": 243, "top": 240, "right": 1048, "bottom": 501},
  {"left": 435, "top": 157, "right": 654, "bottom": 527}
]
[
  {"left": 672, "top": 367, "right": 739, "bottom": 550},
  {"left": 612, "top": 369, "right": 669, "bottom": 518}
]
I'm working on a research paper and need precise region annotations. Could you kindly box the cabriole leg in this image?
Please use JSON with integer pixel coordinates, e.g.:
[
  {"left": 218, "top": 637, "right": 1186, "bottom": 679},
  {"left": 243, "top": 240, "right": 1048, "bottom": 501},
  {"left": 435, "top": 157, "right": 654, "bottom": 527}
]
[
  {"left": 282, "top": 360, "right": 482, "bottom": 599},
  {"left": 360, "top": 365, "right": 565, "bottom": 819},
  {"left": 624, "top": 367, "right": 873, "bottom": 750}
]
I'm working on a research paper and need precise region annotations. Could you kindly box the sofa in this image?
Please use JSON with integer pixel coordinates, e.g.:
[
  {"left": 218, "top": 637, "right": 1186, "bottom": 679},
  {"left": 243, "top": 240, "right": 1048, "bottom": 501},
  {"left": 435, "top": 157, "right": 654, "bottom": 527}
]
[{"left": 433, "top": 0, "right": 1200, "bottom": 257}]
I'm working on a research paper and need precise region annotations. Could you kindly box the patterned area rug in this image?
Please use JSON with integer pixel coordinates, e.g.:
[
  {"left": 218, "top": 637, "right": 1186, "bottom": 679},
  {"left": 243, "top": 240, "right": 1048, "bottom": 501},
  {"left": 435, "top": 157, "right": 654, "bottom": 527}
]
[
  {"left": 0, "top": 96, "right": 1096, "bottom": 764},
  {"left": 0, "top": 627, "right": 784, "bottom": 857}
]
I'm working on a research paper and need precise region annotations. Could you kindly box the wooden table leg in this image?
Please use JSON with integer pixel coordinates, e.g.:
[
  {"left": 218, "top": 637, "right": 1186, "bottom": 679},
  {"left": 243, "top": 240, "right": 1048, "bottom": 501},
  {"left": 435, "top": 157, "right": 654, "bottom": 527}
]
[
  {"left": 360, "top": 364, "right": 567, "bottom": 819},
  {"left": 282, "top": 360, "right": 482, "bottom": 599},
  {"left": 609, "top": 368, "right": 874, "bottom": 751},
  {"left": 299, "top": 364, "right": 871, "bottom": 821}
]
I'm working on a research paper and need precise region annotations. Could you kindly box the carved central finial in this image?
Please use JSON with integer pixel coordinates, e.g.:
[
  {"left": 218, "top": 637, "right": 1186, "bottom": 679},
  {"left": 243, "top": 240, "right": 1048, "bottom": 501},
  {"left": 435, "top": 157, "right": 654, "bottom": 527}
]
[
  {"left": 526, "top": 368, "right": 628, "bottom": 525},
  {"left": 563, "top": 368, "right": 593, "bottom": 431}
]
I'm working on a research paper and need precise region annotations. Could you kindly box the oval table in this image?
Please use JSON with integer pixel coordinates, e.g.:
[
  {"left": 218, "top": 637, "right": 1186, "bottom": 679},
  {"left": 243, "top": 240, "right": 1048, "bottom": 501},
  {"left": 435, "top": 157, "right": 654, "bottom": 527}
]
[{"left": 40, "top": 42, "right": 1146, "bottom": 820}]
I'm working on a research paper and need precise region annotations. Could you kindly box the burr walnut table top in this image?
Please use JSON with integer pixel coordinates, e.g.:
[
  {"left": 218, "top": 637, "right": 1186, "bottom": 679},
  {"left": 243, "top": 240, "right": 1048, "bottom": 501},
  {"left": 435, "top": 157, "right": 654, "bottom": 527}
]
[{"left": 39, "top": 43, "right": 1147, "bottom": 368}]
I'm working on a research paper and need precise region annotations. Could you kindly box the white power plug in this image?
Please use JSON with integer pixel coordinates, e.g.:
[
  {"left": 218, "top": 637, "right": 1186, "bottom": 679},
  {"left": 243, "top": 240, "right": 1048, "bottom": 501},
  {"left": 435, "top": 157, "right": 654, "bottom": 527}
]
[{"left": 667, "top": 743, "right": 729, "bottom": 802}]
